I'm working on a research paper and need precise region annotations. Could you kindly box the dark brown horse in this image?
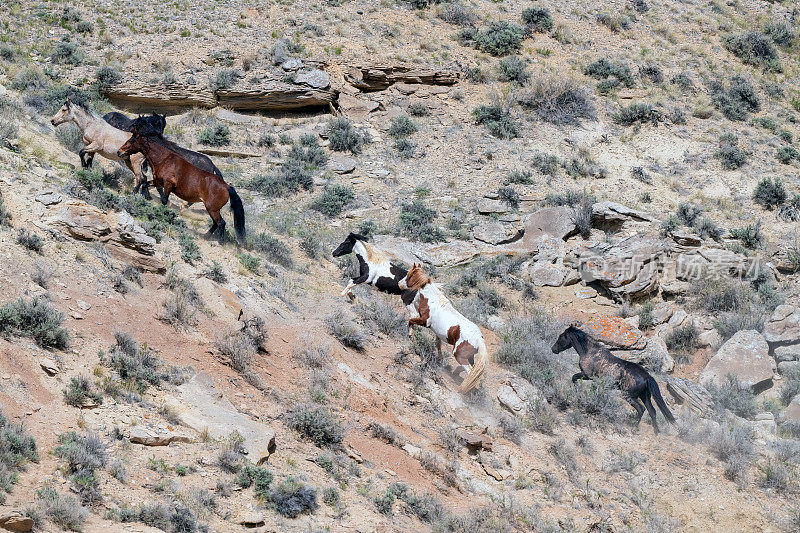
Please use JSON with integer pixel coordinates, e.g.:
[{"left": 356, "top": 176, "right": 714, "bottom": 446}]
[
  {"left": 117, "top": 129, "right": 245, "bottom": 242},
  {"left": 551, "top": 326, "right": 675, "bottom": 434}
]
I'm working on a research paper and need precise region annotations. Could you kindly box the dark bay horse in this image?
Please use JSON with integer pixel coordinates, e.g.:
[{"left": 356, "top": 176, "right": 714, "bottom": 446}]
[
  {"left": 81, "top": 112, "right": 166, "bottom": 170},
  {"left": 131, "top": 116, "right": 222, "bottom": 178},
  {"left": 117, "top": 129, "right": 245, "bottom": 242},
  {"left": 551, "top": 326, "right": 675, "bottom": 434}
]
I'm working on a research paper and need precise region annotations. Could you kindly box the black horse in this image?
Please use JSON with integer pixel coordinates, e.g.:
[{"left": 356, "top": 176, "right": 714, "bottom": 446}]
[
  {"left": 131, "top": 116, "right": 222, "bottom": 178},
  {"left": 79, "top": 112, "right": 166, "bottom": 169},
  {"left": 551, "top": 326, "right": 676, "bottom": 434}
]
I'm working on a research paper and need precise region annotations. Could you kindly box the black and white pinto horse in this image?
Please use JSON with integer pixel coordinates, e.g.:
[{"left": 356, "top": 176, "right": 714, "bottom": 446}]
[
  {"left": 332, "top": 233, "right": 417, "bottom": 310},
  {"left": 551, "top": 326, "right": 676, "bottom": 434}
]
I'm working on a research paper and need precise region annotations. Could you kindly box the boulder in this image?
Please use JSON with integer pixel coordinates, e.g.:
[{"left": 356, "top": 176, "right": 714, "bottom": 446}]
[
  {"left": 46, "top": 201, "right": 112, "bottom": 241},
  {"left": 671, "top": 231, "right": 702, "bottom": 247},
  {"left": 236, "top": 511, "right": 266, "bottom": 527},
  {"left": 472, "top": 220, "right": 522, "bottom": 245},
  {"left": 591, "top": 201, "right": 656, "bottom": 225},
  {"left": 583, "top": 315, "right": 646, "bottom": 349},
  {"left": 574, "top": 286, "right": 598, "bottom": 299},
  {"left": 497, "top": 385, "right": 526, "bottom": 415},
  {"left": 101, "top": 81, "right": 216, "bottom": 112},
  {"left": 774, "top": 345, "right": 800, "bottom": 362},
  {"left": 783, "top": 395, "right": 800, "bottom": 424},
  {"left": 166, "top": 372, "right": 276, "bottom": 464},
  {"left": 699, "top": 330, "right": 774, "bottom": 391},
  {"left": 615, "top": 336, "right": 674, "bottom": 373},
  {"left": 457, "top": 429, "right": 492, "bottom": 451},
  {"left": 528, "top": 261, "right": 569, "bottom": 287},
  {"left": 337, "top": 93, "right": 380, "bottom": 119},
  {"left": 129, "top": 426, "right": 192, "bottom": 446},
  {"left": 294, "top": 69, "right": 331, "bottom": 89},
  {"left": 116, "top": 211, "right": 156, "bottom": 255},
  {"left": 519, "top": 206, "right": 577, "bottom": 244},
  {"left": 35, "top": 191, "right": 63, "bottom": 206},
  {"left": 676, "top": 247, "right": 775, "bottom": 282},
  {"left": 763, "top": 305, "right": 800, "bottom": 346},
  {"left": 345, "top": 64, "right": 458, "bottom": 91},
  {"left": 665, "top": 377, "right": 715, "bottom": 416},
  {"left": 327, "top": 155, "right": 357, "bottom": 174},
  {"left": 778, "top": 360, "right": 800, "bottom": 376},
  {"left": 697, "top": 329, "right": 723, "bottom": 350},
  {"left": 477, "top": 198, "right": 509, "bottom": 215},
  {"left": 650, "top": 303, "right": 674, "bottom": 326},
  {"left": 568, "top": 236, "right": 667, "bottom": 298},
  {"left": 0, "top": 511, "right": 33, "bottom": 532}
]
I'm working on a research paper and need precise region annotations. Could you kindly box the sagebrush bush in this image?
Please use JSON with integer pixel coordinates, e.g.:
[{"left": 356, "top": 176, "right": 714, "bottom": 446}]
[
  {"left": 246, "top": 158, "right": 313, "bottom": 197},
  {"left": 729, "top": 221, "right": 764, "bottom": 249},
  {"left": 247, "top": 232, "right": 294, "bottom": 268},
  {"left": 497, "top": 56, "right": 529, "bottom": 84},
  {"left": 326, "top": 310, "right": 368, "bottom": 350},
  {"left": 437, "top": 2, "right": 476, "bottom": 26},
  {"left": 239, "top": 252, "right": 261, "bottom": 272},
  {"left": 310, "top": 184, "right": 354, "bottom": 217},
  {"left": 52, "top": 40, "right": 84, "bottom": 65},
  {"left": 209, "top": 68, "right": 241, "bottom": 91},
  {"left": 235, "top": 464, "right": 274, "bottom": 500},
  {"left": 269, "top": 477, "right": 318, "bottom": 518},
  {"left": 0, "top": 410, "right": 38, "bottom": 504},
  {"left": 522, "top": 6, "right": 553, "bottom": 33},
  {"left": 353, "top": 291, "right": 406, "bottom": 338},
  {"left": 63, "top": 376, "right": 103, "bottom": 407},
  {"left": 597, "top": 11, "right": 632, "bottom": 32},
  {"left": 752, "top": 177, "right": 786, "bottom": 209},
  {"left": 388, "top": 116, "right": 419, "bottom": 138},
  {"left": 723, "top": 32, "right": 781, "bottom": 71},
  {"left": 16, "top": 228, "right": 43, "bottom": 253},
  {"left": 474, "top": 21, "right": 524, "bottom": 56},
  {"left": 545, "top": 189, "right": 595, "bottom": 207},
  {"left": 516, "top": 75, "right": 595, "bottom": 125},
  {"left": 707, "top": 375, "right": 757, "bottom": 419},
  {"left": 716, "top": 133, "right": 747, "bottom": 169},
  {"left": 711, "top": 76, "right": 760, "bottom": 121},
  {"left": 95, "top": 66, "right": 121, "bottom": 88},
  {"left": 764, "top": 20, "right": 795, "bottom": 48},
  {"left": 614, "top": 103, "right": 662, "bottom": 126},
  {"left": 584, "top": 58, "right": 635, "bottom": 88},
  {"left": 284, "top": 404, "right": 344, "bottom": 447},
  {"left": 197, "top": 124, "right": 230, "bottom": 146},
  {"left": 0, "top": 298, "right": 69, "bottom": 350},
  {"left": 398, "top": 199, "right": 444, "bottom": 242},
  {"left": 327, "top": 117, "right": 367, "bottom": 154},
  {"left": 776, "top": 146, "right": 800, "bottom": 164},
  {"left": 664, "top": 323, "right": 699, "bottom": 363},
  {"left": 472, "top": 105, "right": 519, "bottom": 139},
  {"left": 34, "top": 486, "right": 87, "bottom": 531}
]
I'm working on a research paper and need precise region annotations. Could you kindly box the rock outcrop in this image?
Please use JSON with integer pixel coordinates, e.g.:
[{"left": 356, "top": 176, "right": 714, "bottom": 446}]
[
  {"left": 345, "top": 64, "right": 458, "bottom": 91},
  {"left": 699, "top": 330, "right": 775, "bottom": 391},
  {"left": 764, "top": 305, "right": 800, "bottom": 346}
]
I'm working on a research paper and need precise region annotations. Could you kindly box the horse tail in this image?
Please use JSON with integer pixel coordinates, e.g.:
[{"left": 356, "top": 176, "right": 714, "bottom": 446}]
[
  {"left": 228, "top": 186, "right": 246, "bottom": 241},
  {"left": 647, "top": 375, "right": 676, "bottom": 423},
  {"left": 459, "top": 340, "right": 488, "bottom": 393}
]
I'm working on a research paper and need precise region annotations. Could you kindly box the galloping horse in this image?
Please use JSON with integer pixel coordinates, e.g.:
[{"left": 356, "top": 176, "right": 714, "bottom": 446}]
[
  {"left": 50, "top": 99, "right": 150, "bottom": 198},
  {"left": 79, "top": 112, "right": 167, "bottom": 171},
  {"left": 399, "top": 264, "right": 489, "bottom": 393},
  {"left": 551, "top": 326, "right": 675, "bottom": 434},
  {"left": 117, "top": 128, "right": 245, "bottom": 242}
]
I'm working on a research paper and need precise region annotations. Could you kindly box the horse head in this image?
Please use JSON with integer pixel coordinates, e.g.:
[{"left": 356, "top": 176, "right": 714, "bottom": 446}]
[
  {"left": 117, "top": 128, "right": 144, "bottom": 158},
  {"left": 551, "top": 325, "right": 583, "bottom": 354},
  {"left": 50, "top": 99, "right": 72, "bottom": 126},
  {"left": 399, "top": 263, "right": 430, "bottom": 291},
  {"left": 332, "top": 232, "right": 368, "bottom": 257}
]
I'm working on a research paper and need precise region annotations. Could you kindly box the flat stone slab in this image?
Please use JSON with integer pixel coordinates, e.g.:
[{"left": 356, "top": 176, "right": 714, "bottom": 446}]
[
  {"left": 583, "top": 315, "right": 646, "bottom": 349},
  {"left": 166, "top": 372, "right": 276, "bottom": 464},
  {"left": 35, "top": 191, "right": 63, "bottom": 206},
  {"left": 699, "top": 330, "right": 774, "bottom": 391},
  {"left": 764, "top": 305, "right": 800, "bottom": 345}
]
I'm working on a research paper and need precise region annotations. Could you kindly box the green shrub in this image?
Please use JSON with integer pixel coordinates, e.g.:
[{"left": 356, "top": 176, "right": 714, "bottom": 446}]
[
  {"left": 310, "top": 185, "right": 354, "bottom": 217},
  {"left": 507, "top": 170, "right": 534, "bottom": 184},
  {"left": 472, "top": 105, "right": 519, "bottom": 139},
  {"left": 521, "top": 6, "right": 553, "bottom": 32},
  {"left": 197, "top": 124, "right": 230, "bottom": 146},
  {"left": 0, "top": 410, "right": 38, "bottom": 503},
  {"left": 474, "top": 21, "right": 525, "bottom": 56},
  {"left": 34, "top": 487, "right": 87, "bottom": 531},
  {"left": 708, "top": 375, "right": 757, "bottom": 418},
  {"left": 516, "top": 75, "right": 596, "bottom": 125},
  {"left": 752, "top": 177, "right": 786, "bottom": 209},
  {"left": 246, "top": 159, "right": 313, "bottom": 197},
  {"left": 764, "top": 21, "right": 795, "bottom": 48},
  {"left": 729, "top": 221, "right": 764, "bottom": 249},
  {"left": 394, "top": 137, "right": 417, "bottom": 158},
  {"left": 614, "top": 103, "right": 662, "bottom": 125},
  {"left": 584, "top": 58, "right": 635, "bottom": 88},
  {"left": 0, "top": 46, "right": 14, "bottom": 61},
  {"left": 438, "top": 2, "right": 476, "bottom": 26},
  {"left": 326, "top": 311, "right": 368, "bottom": 350},
  {"left": 716, "top": 133, "right": 747, "bottom": 169},
  {"left": 288, "top": 137, "right": 328, "bottom": 168},
  {"left": 388, "top": 116, "right": 418, "bottom": 138},
  {"left": 0, "top": 298, "right": 69, "bottom": 350},
  {"left": 106, "top": 332, "right": 184, "bottom": 394},
  {"left": 497, "top": 56, "right": 529, "bottom": 84},
  {"left": 665, "top": 323, "right": 699, "bottom": 363},
  {"left": 531, "top": 152, "right": 560, "bottom": 175},
  {"left": 238, "top": 253, "right": 260, "bottom": 272},
  {"left": 407, "top": 102, "right": 429, "bottom": 117},
  {"left": 723, "top": 32, "right": 781, "bottom": 71},
  {"left": 95, "top": 66, "right": 121, "bottom": 88},
  {"left": 776, "top": 146, "right": 800, "bottom": 164},
  {"left": 284, "top": 404, "right": 344, "bottom": 446},
  {"left": 52, "top": 40, "right": 84, "bottom": 65},
  {"left": 75, "top": 20, "right": 93, "bottom": 33},
  {"left": 63, "top": 376, "right": 103, "bottom": 407},
  {"left": 16, "top": 229, "right": 43, "bottom": 252},
  {"left": 711, "top": 76, "right": 760, "bottom": 121},
  {"left": 327, "top": 118, "right": 367, "bottom": 154},
  {"left": 597, "top": 11, "right": 632, "bottom": 32},
  {"left": 235, "top": 464, "right": 274, "bottom": 500},
  {"left": 247, "top": 232, "right": 294, "bottom": 267},
  {"left": 178, "top": 232, "right": 200, "bottom": 264},
  {"left": 269, "top": 477, "right": 318, "bottom": 518},
  {"left": 497, "top": 187, "right": 520, "bottom": 208},
  {"left": 545, "top": 189, "right": 595, "bottom": 207},
  {"left": 209, "top": 68, "right": 241, "bottom": 91},
  {"left": 398, "top": 199, "right": 444, "bottom": 242}
]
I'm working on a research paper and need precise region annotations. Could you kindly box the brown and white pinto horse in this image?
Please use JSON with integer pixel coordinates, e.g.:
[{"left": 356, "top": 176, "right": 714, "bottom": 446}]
[{"left": 399, "top": 264, "right": 488, "bottom": 393}]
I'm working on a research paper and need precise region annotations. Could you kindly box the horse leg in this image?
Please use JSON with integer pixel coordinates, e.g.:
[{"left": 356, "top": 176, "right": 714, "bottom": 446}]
[
  {"left": 341, "top": 280, "right": 357, "bottom": 300},
  {"left": 641, "top": 391, "right": 660, "bottom": 434},
  {"left": 205, "top": 221, "right": 219, "bottom": 237},
  {"left": 436, "top": 337, "right": 443, "bottom": 359},
  {"left": 160, "top": 182, "right": 174, "bottom": 206},
  {"left": 79, "top": 149, "right": 94, "bottom": 168},
  {"left": 571, "top": 371, "right": 588, "bottom": 383},
  {"left": 125, "top": 157, "right": 151, "bottom": 200},
  {"left": 627, "top": 395, "right": 646, "bottom": 426},
  {"left": 217, "top": 217, "right": 227, "bottom": 243}
]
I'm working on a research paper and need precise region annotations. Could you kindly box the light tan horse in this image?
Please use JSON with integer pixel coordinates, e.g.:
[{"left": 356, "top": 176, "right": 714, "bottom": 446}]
[
  {"left": 50, "top": 98, "right": 150, "bottom": 199},
  {"left": 399, "top": 264, "right": 489, "bottom": 393}
]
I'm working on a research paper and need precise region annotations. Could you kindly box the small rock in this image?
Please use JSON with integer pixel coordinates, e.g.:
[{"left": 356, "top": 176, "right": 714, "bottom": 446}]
[
  {"left": 236, "top": 511, "right": 265, "bottom": 528},
  {"left": 697, "top": 329, "right": 723, "bottom": 350},
  {"left": 295, "top": 69, "right": 330, "bottom": 89},
  {"left": 483, "top": 463, "right": 508, "bottom": 481},
  {"left": 0, "top": 511, "right": 33, "bottom": 532},
  {"left": 39, "top": 358, "right": 59, "bottom": 376},
  {"left": 477, "top": 198, "right": 509, "bottom": 215},
  {"left": 574, "top": 286, "right": 598, "bottom": 299},
  {"left": 402, "top": 443, "right": 421, "bottom": 458},
  {"left": 497, "top": 385, "right": 526, "bottom": 415},
  {"left": 76, "top": 300, "right": 91, "bottom": 311},
  {"left": 457, "top": 429, "right": 493, "bottom": 451},
  {"left": 129, "top": 426, "right": 192, "bottom": 446},
  {"left": 35, "top": 191, "right": 63, "bottom": 206},
  {"left": 327, "top": 155, "right": 357, "bottom": 174},
  {"left": 281, "top": 59, "right": 304, "bottom": 71}
]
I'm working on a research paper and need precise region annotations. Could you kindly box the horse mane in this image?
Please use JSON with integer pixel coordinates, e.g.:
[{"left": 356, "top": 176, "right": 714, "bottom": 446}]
[
  {"left": 363, "top": 242, "right": 387, "bottom": 263},
  {"left": 405, "top": 264, "right": 431, "bottom": 290}
]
